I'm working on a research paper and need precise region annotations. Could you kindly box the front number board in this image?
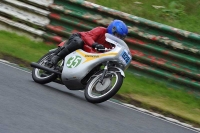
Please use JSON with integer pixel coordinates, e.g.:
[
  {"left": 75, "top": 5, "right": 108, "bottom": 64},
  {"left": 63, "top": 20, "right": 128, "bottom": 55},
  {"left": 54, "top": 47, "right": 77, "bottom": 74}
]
[{"left": 119, "top": 50, "right": 131, "bottom": 65}]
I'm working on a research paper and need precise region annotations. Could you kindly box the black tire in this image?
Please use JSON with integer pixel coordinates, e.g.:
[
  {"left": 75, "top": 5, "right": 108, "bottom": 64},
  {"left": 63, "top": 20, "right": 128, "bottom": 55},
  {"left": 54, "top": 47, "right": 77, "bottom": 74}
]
[
  {"left": 32, "top": 51, "right": 57, "bottom": 84},
  {"left": 84, "top": 68, "right": 124, "bottom": 103}
]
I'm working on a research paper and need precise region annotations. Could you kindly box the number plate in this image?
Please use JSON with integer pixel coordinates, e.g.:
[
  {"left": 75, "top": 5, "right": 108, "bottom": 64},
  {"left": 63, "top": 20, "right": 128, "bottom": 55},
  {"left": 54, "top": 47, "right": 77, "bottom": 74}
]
[{"left": 120, "top": 50, "right": 131, "bottom": 65}]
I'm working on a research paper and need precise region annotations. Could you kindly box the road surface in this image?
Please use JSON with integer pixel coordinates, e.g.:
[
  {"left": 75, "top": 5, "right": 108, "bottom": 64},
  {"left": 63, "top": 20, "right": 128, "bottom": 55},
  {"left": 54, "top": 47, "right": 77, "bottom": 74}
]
[{"left": 0, "top": 61, "right": 198, "bottom": 133}]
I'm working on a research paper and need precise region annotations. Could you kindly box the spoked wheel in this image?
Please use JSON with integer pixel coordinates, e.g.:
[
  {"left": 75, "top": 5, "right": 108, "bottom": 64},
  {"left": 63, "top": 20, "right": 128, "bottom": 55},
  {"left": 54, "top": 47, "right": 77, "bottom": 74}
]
[
  {"left": 84, "top": 68, "right": 124, "bottom": 103},
  {"left": 32, "top": 51, "right": 58, "bottom": 84}
]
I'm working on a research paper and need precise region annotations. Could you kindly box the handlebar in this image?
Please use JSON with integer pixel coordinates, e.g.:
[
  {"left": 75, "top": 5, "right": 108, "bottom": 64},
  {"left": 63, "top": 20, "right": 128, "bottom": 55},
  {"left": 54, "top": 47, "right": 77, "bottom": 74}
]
[{"left": 95, "top": 47, "right": 115, "bottom": 52}]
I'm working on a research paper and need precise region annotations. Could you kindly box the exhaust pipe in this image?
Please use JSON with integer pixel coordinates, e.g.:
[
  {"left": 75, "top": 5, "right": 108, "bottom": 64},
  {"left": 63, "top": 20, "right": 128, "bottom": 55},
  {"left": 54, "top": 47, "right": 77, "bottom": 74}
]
[{"left": 30, "top": 62, "right": 61, "bottom": 75}]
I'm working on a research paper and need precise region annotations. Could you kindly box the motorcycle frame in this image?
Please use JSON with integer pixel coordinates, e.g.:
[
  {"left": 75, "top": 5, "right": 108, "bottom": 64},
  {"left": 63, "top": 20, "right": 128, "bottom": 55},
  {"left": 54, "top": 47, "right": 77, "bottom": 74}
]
[{"left": 61, "top": 33, "right": 132, "bottom": 90}]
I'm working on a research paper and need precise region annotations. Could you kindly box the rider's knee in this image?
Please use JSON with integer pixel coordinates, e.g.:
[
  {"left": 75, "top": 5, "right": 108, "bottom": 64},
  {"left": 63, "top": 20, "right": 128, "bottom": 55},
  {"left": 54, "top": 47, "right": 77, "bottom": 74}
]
[
  {"left": 74, "top": 37, "right": 84, "bottom": 49},
  {"left": 67, "top": 37, "right": 84, "bottom": 52}
]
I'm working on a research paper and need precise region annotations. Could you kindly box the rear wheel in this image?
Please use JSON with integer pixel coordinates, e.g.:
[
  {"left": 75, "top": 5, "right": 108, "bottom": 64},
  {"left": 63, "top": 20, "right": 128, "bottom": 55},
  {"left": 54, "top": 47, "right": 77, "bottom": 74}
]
[
  {"left": 84, "top": 68, "right": 124, "bottom": 103},
  {"left": 32, "top": 51, "right": 57, "bottom": 84}
]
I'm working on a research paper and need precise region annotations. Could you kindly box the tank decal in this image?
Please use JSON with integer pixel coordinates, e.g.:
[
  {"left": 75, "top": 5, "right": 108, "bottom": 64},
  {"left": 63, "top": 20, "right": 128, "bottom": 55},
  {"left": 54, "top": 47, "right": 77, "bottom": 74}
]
[{"left": 76, "top": 50, "right": 117, "bottom": 63}]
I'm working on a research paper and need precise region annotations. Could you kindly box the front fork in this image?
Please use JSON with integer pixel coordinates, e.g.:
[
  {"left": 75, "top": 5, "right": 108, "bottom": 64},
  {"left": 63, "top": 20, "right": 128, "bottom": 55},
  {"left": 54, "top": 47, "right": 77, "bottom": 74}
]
[
  {"left": 99, "top": 61, "right": 109, "bottom": 84},
  {"left": 98, "top": 61, "right": 125, "bottom": 84}
]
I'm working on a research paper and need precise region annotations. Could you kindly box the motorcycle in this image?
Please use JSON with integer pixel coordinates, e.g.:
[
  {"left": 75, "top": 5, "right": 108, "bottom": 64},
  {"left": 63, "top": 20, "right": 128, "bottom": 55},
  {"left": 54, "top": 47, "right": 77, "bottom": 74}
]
[{"left": 30, "top": 33, "right": 132, "bottom": 103}]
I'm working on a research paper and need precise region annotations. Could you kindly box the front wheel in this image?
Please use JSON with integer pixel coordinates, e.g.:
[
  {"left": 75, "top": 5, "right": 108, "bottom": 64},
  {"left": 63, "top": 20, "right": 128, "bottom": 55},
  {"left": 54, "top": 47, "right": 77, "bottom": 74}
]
[
  {"left": 84, "top": 68, "right": 124, "bottom": 103},
  {"left": 32, "top": 51, "right": 57, "bottom": 84}
]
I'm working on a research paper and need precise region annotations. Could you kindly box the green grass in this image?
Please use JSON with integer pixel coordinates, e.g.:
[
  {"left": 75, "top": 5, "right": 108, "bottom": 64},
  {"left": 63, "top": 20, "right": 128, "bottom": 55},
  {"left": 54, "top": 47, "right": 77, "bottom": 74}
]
[
  {"left": 87, "top": 0, "right": 200, "bottom": 34},
  {"left": 120, "top": 71, "right": 200, "bottom": 124},
  {"left": 0, "top": 31, "right": 55, "bottom": 62},
  {"left": 0, "top": 30, "right": 200, "bottom": 126}
]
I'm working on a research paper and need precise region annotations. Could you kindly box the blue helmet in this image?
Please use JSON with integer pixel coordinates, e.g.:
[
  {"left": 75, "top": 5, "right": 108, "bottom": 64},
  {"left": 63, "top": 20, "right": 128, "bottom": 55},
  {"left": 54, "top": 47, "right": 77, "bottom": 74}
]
[{"left": 107, "top": 20, "right": 128, "bottom": 40}]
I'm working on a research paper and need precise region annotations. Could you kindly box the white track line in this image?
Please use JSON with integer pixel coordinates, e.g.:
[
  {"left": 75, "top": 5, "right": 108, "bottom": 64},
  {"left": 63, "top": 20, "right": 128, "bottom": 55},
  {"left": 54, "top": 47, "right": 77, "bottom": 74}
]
[{"left": 0, "top": 60, "right": 199, "bottom": 133}]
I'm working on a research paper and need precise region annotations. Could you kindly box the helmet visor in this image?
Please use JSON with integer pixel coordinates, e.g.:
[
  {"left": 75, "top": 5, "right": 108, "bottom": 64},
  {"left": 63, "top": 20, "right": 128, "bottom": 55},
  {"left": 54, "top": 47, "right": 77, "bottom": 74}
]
[{"left": 114, "top": 32, "right": 126, "bottom": 40}]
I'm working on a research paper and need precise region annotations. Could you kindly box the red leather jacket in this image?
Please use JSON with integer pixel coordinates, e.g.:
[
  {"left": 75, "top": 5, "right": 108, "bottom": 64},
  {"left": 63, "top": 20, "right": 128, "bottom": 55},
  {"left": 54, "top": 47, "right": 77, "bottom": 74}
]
[
  {"left": 58, "top": 27, "right": 112, "bottom": 53},
  {"left": 79, "top": 27, "right": 112, "bottom": 53}
]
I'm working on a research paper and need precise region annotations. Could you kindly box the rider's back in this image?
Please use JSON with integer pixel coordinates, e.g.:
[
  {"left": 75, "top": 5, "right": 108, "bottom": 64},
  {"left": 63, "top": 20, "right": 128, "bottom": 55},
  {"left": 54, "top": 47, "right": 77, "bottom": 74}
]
[{"left": 79, "top": 27, "right": 112, "bottom": 53}]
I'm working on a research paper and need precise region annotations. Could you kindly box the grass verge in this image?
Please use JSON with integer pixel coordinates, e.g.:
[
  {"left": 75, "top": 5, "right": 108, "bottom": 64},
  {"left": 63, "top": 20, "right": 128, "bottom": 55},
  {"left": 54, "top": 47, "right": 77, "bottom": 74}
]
[
  {"left": 0, "top": 31, "right": 199, "bottom": 127},
  {"left": 87, "top": 0, "right": 200, "bottom": 34},
  {"left": 0, "top": 31, "right": 55, "bottom": 62},
  {"left": 118, "top": 72, "right": 200, "bottom": 127}
]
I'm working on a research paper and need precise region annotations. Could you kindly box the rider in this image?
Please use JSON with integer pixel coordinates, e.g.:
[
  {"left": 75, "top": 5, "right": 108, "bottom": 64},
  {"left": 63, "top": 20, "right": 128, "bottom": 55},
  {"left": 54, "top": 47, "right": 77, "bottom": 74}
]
[{"left": 50, "top": 19, "right": 128, "bottom": 65}]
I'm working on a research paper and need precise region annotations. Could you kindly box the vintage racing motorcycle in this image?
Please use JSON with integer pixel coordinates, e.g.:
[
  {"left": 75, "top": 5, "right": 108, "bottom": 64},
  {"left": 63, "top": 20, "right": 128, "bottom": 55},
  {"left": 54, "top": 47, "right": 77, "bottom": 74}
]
[{"left": 30, "top": 33, "right": 132, "bottom": 103}]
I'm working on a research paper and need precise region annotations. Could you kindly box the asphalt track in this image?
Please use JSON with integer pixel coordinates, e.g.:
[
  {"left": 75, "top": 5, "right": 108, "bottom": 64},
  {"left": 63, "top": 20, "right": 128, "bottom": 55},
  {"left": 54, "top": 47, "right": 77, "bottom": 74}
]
[{"left": 0, "top": 61, "right": 199, "bottom": 133}]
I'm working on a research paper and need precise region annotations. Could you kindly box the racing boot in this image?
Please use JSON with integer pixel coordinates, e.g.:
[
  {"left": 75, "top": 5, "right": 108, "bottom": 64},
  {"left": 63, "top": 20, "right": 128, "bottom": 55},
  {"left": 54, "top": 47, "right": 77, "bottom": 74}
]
[{"left": 50, "top": 46, "right": 70, "bottom": 66}]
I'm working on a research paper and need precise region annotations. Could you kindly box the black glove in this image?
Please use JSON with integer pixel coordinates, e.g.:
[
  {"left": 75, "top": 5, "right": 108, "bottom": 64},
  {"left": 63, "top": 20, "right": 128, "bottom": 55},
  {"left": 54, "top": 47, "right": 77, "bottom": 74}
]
[{"left": 92, "top": 43, "right": 105, "bottom": 52}]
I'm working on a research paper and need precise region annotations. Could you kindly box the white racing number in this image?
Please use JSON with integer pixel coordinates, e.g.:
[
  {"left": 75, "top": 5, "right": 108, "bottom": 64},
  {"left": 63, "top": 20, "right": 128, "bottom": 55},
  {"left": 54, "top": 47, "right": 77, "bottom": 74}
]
[{"left": 66, "top": 55, "right": 82, "bottom": 68}]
